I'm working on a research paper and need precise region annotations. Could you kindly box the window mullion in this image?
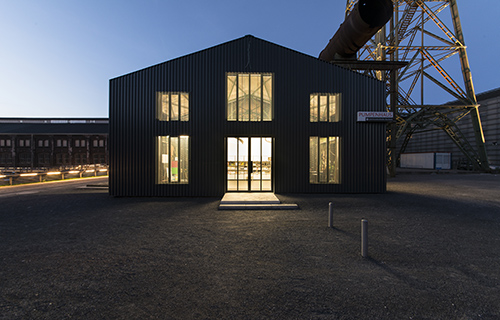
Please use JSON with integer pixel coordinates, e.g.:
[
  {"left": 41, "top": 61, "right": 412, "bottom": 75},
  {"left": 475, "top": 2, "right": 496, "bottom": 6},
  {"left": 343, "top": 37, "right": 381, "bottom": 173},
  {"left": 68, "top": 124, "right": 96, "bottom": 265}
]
[
  {"left": 263, "top": 77, "right": 267, "bottom": 120},
  {"left": 236, "top": 76, "right": 239, "bottom": 122},
  {"left": 247, "top": 74, "right": 251, "bottom": 121}
]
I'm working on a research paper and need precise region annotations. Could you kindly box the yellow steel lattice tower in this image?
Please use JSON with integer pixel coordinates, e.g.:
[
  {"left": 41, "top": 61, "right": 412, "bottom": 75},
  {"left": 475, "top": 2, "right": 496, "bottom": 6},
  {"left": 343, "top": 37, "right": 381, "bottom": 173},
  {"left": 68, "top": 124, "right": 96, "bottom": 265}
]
[{"left": 345, "top": 0, "right": 489, "bottom": 174}]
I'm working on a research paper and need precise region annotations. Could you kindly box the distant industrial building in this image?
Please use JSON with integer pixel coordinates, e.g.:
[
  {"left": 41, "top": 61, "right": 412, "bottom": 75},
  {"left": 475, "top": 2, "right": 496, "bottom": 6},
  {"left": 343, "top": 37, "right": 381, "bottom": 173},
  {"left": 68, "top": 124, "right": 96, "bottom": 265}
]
[
  {"left": 402, "top": 88, "right": 500, "bottom": 169},
  {"left": 109, "top": 35, "right": 389, "bottom": 197},
  {"left": 0, "top": 118, "right": 108, "bottom": 171}
]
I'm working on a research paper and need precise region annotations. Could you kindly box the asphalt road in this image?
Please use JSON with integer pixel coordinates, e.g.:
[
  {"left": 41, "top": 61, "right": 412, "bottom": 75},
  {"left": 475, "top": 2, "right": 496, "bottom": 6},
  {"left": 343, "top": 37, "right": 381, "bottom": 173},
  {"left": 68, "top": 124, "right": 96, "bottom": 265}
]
[
  {"left": 0, "top": 174, "right": 499, "bottom": 319},
  {"left": 0, "top": 176, "right": 108, "bottom": 198}
]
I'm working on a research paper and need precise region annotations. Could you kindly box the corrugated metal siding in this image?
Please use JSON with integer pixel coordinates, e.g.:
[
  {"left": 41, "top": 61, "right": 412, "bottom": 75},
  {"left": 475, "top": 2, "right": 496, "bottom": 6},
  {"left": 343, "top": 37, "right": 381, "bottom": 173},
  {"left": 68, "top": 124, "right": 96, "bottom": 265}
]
[
  {"left": 402, "top": 89, "right": 500, "bottom": 168},
  {"left": 109, "top": 35, "right": 386, "bottom": 196}
]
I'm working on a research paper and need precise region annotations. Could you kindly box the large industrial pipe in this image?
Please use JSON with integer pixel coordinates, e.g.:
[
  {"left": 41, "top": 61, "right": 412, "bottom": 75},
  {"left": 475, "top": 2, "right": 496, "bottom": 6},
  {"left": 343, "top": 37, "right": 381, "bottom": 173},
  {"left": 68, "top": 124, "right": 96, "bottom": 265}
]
[{"left": 319, "top": 0, "right": 393, "bottom": 61}]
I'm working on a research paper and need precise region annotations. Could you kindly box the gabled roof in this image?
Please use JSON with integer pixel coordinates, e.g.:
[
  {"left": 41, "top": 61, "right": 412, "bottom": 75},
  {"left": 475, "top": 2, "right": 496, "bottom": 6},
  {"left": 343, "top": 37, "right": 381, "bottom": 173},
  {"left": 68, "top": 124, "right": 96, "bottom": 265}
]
[{"left": 111, "top": 34, "right": 363, "bottom": 80}]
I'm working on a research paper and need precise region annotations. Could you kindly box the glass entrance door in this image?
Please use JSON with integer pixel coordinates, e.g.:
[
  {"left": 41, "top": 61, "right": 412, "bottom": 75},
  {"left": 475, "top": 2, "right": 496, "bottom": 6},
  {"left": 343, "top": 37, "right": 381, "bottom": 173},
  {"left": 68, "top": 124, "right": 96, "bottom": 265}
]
[{"left": 227, "top": 137, "right": 272, "bottom": 191}]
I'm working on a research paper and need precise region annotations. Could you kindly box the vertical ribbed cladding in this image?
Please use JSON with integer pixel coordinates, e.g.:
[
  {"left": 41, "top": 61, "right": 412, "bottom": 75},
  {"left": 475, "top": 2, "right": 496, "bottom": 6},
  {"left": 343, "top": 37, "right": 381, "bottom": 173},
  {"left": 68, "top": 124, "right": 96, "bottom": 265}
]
[{"left": 110, "top": 35, "right": 387, "bottom": 196}]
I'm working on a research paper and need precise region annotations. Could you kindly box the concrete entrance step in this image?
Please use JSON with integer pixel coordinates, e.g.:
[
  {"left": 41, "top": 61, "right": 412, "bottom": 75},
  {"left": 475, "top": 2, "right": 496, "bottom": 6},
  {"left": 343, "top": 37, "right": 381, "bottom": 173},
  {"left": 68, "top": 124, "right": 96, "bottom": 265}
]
[{"left": 219, "top": 192, "right": 299, "bottom": 210}]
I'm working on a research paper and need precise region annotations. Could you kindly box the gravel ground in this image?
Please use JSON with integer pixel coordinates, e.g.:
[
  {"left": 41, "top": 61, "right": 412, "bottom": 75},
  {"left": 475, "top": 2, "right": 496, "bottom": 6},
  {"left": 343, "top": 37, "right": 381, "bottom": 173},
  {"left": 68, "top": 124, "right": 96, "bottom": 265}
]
[{"left": 0, "top": 174, "right": 499, "bottom": 319}]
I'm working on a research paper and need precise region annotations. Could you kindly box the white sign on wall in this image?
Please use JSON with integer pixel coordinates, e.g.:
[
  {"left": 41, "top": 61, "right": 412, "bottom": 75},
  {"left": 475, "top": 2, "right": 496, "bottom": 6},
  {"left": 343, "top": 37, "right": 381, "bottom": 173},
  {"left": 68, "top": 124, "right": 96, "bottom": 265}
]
[{"left": 357, "top": 111, "right": 393, "bottom": 122}]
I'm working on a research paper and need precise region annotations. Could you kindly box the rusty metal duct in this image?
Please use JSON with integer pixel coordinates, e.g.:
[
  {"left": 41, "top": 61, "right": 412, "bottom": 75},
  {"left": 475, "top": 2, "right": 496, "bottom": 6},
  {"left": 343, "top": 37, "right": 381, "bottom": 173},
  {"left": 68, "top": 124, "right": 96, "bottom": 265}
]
[{"left": 319, "top": 0, "right": 393, "bottom": 61}]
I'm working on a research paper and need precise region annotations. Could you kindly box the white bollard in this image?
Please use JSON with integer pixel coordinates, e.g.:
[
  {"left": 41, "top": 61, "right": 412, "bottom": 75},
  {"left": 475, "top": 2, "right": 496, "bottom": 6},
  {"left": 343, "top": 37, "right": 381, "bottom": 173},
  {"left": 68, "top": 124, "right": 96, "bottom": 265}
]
[
  {"left": 328, "top": 202, "right": 333, "bottom": 228},
  {"left": 361, "top": 219, "right": 368, "bottom": 258}
]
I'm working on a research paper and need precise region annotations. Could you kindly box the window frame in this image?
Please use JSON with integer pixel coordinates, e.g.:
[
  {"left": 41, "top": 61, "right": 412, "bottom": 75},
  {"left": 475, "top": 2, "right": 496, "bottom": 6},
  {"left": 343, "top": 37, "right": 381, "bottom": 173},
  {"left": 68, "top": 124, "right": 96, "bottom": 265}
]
[
  {"left": 310, "top": 93, "right": 341, "bottom": 123},
  {"left": 226, "top": 73, "right": 273, "bottom": 122},
  {"left": 156, "top": 135, "right": 190, "bottom": 185},
  {"left": 309, "top": 136, "right": 341, "bottom": 184},
  {"left": 156, "top": 92, "right": 189, "bottom": 122}
]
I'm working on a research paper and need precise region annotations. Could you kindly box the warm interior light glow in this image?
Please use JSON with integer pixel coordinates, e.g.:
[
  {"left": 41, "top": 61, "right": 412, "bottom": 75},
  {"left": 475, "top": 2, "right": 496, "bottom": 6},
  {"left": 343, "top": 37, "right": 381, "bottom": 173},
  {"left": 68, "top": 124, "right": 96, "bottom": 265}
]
[
  {"left": 85, "top": 169, "right": 95, "bottom": 173},
  {"left": 20, "top": 173, "right": 38, "bottom": 177},
  {"left": 68, "top": 170, "right": 80, "bottom": 174},
  {"left": 0, "top": 175, "right": 6, "bottom": 178},
  {"left": 99, "top": 168, "right": 108, "bottom": 172},
  {"left": 47, "top": 171, "right": 61, "bottom": 175}
]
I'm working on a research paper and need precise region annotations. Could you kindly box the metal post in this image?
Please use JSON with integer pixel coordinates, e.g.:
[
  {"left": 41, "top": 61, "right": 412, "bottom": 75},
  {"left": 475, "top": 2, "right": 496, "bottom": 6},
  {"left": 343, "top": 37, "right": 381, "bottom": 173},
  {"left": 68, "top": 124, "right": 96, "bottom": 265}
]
[
  {"left": 361, "top": 219, "right": 368, "bottom": 258},
  {"left": 328, "top": 202, "right": 334, "bottom": 228},
  {"left": 9, "top": 177, "right": 13, "bottom": 185}
]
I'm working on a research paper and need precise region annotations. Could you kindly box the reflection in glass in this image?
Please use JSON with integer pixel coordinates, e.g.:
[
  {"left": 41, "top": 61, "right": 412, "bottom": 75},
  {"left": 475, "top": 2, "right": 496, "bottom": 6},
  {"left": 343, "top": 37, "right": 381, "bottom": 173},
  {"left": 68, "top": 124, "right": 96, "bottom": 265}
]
[{"left": 320, "top": 95, "right": 328, "bottom": 122}]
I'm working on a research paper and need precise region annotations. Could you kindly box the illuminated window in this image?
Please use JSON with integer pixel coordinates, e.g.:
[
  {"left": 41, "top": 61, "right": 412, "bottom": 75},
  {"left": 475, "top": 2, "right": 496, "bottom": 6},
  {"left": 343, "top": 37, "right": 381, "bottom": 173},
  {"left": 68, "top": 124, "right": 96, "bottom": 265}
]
[
  {"left": 227, "top": 73, "right": 273, "bottom": 121},
  {"left": 1, "top": 140, "right": 5, "bottom": 147},
  {"left": 25, "top": 140, "right": 30, "bottom": 147},
  {"left": 156, "top": 136, "right": 189, "bottom": 184},
  {"left": 99, "top": 139, "right": 104, "bottom": 147},
  {"left": 75, "top": 140, "right": 80, "bottom": 147},
  {"left": 6, "top": 140, "right": 11, "bottom": 147},
  {"left": 44, "top": 140, "right": 49, "bottom": 147},
  {"left": 57, "top": 139, "right": 62, "bottom": 147},
  {"left": 310, "top": 93, "right": 341, "bottom": 122},
  {"left": 156, "top": 92, "right": 189, "bottom": 121},
  {"left": 38, "top": 140, "right": 43, "bottom": 147},
  {"left": 63, "top": 140, "right": 67, "bottom": 147},
  {"left": 93, "top": 140, "right": 98, "bottom": 147},
  {"left": 309, "top": 136, "right": 340, "bottom": 184},
  {"left": 19, "top": 140, "right": 24, "bottom": 147}
]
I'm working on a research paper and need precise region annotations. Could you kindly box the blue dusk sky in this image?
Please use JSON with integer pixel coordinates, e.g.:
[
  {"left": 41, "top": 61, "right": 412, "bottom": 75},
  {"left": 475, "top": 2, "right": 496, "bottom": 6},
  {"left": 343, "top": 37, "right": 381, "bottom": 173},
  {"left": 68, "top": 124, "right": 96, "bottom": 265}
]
[{"left": 1, "top": 0, "right": 499, "bottom": 118}]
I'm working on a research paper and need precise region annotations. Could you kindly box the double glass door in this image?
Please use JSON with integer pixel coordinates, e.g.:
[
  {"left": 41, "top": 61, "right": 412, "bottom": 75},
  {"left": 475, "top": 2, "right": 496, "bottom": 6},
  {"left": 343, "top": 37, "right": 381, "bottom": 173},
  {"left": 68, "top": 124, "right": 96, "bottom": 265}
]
[{"left": 227, "top": 137, "right": 272, "bottom": 191}]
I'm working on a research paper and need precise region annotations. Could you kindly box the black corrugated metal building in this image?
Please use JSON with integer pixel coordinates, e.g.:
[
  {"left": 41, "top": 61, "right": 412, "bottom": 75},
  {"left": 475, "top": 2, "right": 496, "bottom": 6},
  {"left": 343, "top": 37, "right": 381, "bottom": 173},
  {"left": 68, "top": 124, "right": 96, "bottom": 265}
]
[{"left": 109, "top": 35, "right": 387, "bottom": 196}]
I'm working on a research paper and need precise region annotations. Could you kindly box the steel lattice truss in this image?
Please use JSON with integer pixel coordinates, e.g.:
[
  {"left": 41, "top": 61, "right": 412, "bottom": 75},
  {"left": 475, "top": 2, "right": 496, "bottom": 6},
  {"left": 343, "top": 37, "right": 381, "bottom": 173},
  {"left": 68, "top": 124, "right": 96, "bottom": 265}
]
[{"left": 345, "top": 0, "right": 489, "bottom": 173}]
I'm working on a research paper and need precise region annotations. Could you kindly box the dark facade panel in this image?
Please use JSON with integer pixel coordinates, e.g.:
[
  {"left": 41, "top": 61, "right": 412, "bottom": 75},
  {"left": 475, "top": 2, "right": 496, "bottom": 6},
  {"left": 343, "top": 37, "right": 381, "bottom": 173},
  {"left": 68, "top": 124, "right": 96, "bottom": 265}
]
[{"left": 109, "top": 35, "right": 386, "bottom": 196}]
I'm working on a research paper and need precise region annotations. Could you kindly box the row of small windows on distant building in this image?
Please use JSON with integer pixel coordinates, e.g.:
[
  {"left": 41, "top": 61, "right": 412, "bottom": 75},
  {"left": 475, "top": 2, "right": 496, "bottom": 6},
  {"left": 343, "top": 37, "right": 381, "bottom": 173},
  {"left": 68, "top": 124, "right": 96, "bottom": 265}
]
[
  {"left": 0, "top": 152, "right": 106, "bottom": 166},
  {"left": 155, "top": 74, "right": 341, "bottom": 123},
  {"left": 0, "top": 139, "right": 105, "bottom": 148}
]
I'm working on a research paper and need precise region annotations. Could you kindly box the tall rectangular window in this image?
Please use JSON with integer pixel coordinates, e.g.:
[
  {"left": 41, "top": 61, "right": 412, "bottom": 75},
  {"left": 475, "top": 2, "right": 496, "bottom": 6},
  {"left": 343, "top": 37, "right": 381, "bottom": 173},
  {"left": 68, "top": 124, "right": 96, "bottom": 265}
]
[
  {"left": 157, "top": 92, "right": 189, "bottom": 121},
  {"left": 227, "top": 73, "right": 273, "bottom": 121},
  {"left": 156, "top": 136, "right": 189, "bottom": 184},
  {"left": 309, "top": 136, "right": 340, "bottom": 184},
  {"left": 310, "top": 93, "right": 341, "bottom": 122}
]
